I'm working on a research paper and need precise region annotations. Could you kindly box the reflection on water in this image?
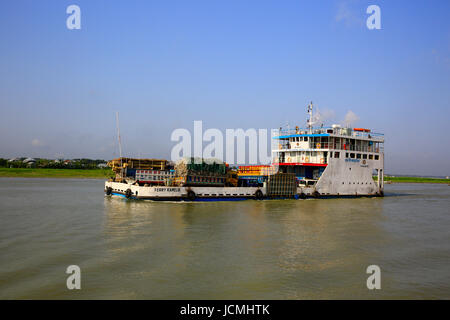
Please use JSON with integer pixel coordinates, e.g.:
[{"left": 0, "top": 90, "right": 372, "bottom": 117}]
[{"left": 0, "top": 178, "right": 449, "bottom": 299}]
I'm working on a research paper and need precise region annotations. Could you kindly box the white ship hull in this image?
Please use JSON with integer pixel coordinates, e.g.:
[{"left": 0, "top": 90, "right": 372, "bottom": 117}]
[
  {"left": 105, "top": 182, "right": 265, "bottom": 201},
  {"left": 298, "top": 154, "right": 384, "bottom": 197}
]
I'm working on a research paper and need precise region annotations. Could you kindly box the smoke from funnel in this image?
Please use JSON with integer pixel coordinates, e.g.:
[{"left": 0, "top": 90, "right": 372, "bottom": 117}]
[
  {"left": 343, "top": 110, "right": 359, "bottom": 127},
  {"left": 312, "top": 108, "right": 336, "bottom": 127}
]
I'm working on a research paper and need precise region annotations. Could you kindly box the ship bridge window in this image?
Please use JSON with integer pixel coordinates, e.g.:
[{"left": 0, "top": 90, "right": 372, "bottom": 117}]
[
  {"left": 356, "top": 154, "right": 361, "bottom": 159},
  {"left": 375, "top": 155, "right": 379, "bottom": 160},
  {"left": 335, "top": 152, "right": 340, "bottom": 158},
  {"left": 363, "top": 154, "right": 367, "bottom": 159},
  {"left": 369, "top": 154, "right": 373, "bottom": 160},
  {"left": 350, "top": 153, "right": 355, "bottom": 159},
  {"left": 304, "top": 137, "right": 308, "bottom": 141},
  {"left": 346, "top": 152, "right": 349, "bottom": 158}
]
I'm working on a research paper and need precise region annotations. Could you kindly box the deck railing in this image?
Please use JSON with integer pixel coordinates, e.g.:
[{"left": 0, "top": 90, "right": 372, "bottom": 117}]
[
  {"left": 276, "top": 127, "right": 384, "bottom": 140},
  {"left": 275, "top": 143, "right": 384, "bottom": 153}
]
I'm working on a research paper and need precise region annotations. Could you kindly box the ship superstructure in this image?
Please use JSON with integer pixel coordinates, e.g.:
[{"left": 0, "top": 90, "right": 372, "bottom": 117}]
[{"left": 272, "top": 102, "right": 385, "bottom": 196}]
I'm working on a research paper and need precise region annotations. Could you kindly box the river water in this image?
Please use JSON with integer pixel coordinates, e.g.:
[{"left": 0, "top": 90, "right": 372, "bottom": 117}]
[{"left": 0, "top": 178, "right": 449, "bottom": 299}]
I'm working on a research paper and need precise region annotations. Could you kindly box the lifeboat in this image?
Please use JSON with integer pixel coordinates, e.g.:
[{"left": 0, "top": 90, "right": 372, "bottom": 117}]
[{"left": 354, "top": 128, "right": 371, "bottom": 133}]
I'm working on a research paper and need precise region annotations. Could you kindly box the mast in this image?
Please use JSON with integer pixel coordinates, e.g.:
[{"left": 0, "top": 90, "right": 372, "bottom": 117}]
[
  {"left": 307, "top": 101, "right": 314, "bottom": 134},
  {"left": 116, "top": 112, "right": 124, "bottom": 179}
]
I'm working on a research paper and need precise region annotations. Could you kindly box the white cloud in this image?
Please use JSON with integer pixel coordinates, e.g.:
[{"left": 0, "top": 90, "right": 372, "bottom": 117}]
[
  {"left": 31, "top": 139, "right": 44, "bottom": 147},
  {"left": 431, "top": 48, "right": 450, "bottom": 70},
  {"left": 335, "top": 0, "right": 364, "bottom": 27}
]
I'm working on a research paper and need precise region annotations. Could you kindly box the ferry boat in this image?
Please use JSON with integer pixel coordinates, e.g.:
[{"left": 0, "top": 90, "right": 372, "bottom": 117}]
[{"left": 104, "top": 103, "right": 384, "bottom": 200}]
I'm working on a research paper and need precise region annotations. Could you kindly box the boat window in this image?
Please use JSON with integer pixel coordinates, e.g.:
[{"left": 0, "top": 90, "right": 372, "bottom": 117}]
[
  {"left": 350, "top": 153, "right": 355, "bottom": 158},
  {"left": 304, "top": 137, "right": 308, "bottom": 141},
  {"left": 363, "top": 154, "right": 367, "bottom": 159},
  {"left": 356, "top": 153, "right": 361, "bottom": 159},
  {"left": 335, "top": 152, "right": 340, "bottom": 158},
  {"left": 375, "top": 155, "right": 379, "bottom": 160},
  {"left": 369, "top": 154, "right": 373, "bottom": 160},
  {"left": 346, "top": 152, "right": 349, "bottom": 158}
]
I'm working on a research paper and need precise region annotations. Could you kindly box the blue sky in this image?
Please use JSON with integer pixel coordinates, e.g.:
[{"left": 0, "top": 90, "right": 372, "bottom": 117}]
[{"left": 0, "top": 0, "right": 449, "bottom": 175}]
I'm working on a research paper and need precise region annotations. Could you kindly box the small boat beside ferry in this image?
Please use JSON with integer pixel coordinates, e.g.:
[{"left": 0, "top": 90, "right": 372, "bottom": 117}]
[{"left": 105, "top": 104, "right": 385, "bottom": 201}]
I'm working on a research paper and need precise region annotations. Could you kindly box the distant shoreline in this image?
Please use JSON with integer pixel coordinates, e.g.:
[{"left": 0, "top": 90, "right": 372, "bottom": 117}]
[
  {"left": 0, "top": 168, "right": 114, "bottom": 179},
  {"left": 380, "top": 176, "right": 449, "bottom": 184},
  {"left": 0, "top": 168, "right": 448, "bottom": 184}
]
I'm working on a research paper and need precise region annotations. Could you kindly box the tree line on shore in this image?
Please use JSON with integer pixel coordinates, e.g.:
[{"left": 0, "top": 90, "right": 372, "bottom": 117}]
[{"left": 0, "top": 158, "right": 109, "bottom": 170}]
